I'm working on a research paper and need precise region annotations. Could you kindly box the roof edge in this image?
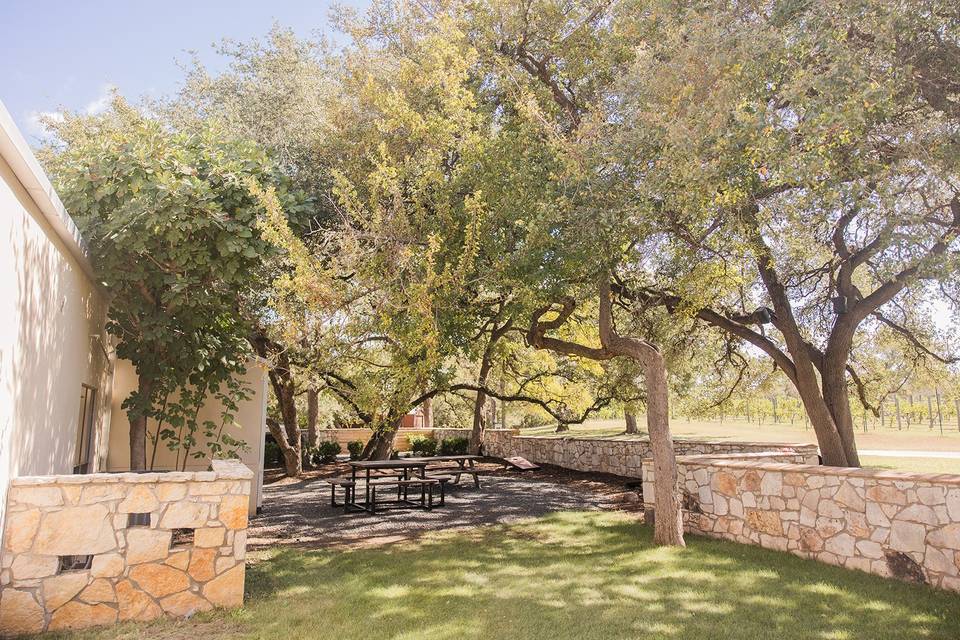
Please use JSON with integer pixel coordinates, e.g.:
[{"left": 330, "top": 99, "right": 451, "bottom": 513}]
[{"left": 0, "top": 99, "right": 98, "bottom": 282}]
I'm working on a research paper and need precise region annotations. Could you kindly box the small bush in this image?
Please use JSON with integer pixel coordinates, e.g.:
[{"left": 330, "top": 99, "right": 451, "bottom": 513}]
[
  {"left": 347, "top": 440, "right": 364, "bottom": 460},
  {"left": 438, "top": 436, "right": 469, "bottom": 455},
  {"left": 409, "top": 435, "right": 438, "bottom": 456},
  {"left": 264, "top": 441, "right": 283, "bottom": 468},
  {"left": 314, "top": 441, "right": 342, "bottom": 464}
]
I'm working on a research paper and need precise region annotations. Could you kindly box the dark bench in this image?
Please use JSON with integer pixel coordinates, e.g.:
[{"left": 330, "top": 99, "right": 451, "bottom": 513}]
[
  {"left": 428, "top": 466, "right": 481, "bottom": 489},
  {"left": 326, "top": 477, "right": 355, "bottom": 507},
  {"left": 367, "top": 477, "right": 443, "bottom": 513}
]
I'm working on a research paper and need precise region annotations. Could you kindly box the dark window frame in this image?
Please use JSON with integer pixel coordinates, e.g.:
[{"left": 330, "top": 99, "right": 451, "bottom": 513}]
[{"left": 74, "top": 384, "right": 97, "bottom": 474}]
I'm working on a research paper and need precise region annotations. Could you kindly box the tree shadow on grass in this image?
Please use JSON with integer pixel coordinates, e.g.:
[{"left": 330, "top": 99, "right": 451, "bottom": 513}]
[{"left": 244, "top": 511, "right": 960, "bottom": 640}]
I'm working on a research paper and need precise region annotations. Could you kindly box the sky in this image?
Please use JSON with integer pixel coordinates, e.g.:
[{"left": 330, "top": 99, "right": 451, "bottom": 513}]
[{"left": 0, "top": 0, "right": 365, "bottom": 145}]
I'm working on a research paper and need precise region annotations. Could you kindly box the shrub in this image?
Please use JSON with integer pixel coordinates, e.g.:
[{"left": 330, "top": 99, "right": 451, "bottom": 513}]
[
  {"left": 264, "top": 441, "right": 283, "bottom": 468},
  {"left": 439, "top": 436, "right": 469, "bottom": 455},
  {"left": 409, "top": 435, "right": 438, "bottom": 456},
  {"left": 314, "top": 441, "right": 342, "bottom": 464},
  {"left": 347, "top": 440, "right": 364, "bottom": 460}
]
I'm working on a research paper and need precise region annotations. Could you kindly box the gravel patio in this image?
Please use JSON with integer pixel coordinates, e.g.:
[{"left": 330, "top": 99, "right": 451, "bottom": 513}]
[{"left": 248, "top": 460, "right": 642, "bottom": 549}]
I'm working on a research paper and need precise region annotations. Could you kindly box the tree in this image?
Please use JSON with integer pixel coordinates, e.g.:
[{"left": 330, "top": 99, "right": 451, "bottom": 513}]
[
  {"left": 41, "top": 97, "right": 295, "bottom": 469},
  {"left": 165, "top": 26, "right": 333, "bottom": 476},
  {"left": 596, "top": 0, "right": 960, "bottom": 466}
]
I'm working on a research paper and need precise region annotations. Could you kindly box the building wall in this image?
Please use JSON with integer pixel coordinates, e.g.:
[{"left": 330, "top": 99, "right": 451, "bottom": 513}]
[
  {"left": 643, "top": 457, "right": 960, "bottom": 592},
  {"left": 106, "top": 359, "right": 268, "bottom": 514},
  {"left": 0, "top": 459, "right": 252, "bottom": 635},
  {"left": 0, "top": 152, "right": 113, "bottom": 558}
]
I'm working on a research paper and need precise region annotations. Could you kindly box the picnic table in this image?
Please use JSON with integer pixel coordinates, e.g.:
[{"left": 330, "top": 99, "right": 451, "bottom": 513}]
[
  {"left": 345, "top": 459, "right": 430, "bottom": 513},
  {"left": 328, "top": 455, "right": 485, "bottom": 514}
]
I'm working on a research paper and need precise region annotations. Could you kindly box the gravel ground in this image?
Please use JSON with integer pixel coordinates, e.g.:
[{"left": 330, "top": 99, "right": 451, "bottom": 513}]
[{"left": 248, "top": 460, "right": 642, "bottom": 550}]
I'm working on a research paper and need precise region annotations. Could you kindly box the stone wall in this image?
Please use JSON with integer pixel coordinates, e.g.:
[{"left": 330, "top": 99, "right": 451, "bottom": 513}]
[
  {"left": 644, "top": 457, "right": 960, "bottom": 592},
  {"left": 319, "top": 428, "right": 436, "bottom": 452},
  {"left": 433, "top": 428, "right": 818, "bottom": 478},
  {"left": 0, "top": 460, "right": 252, "bottom": 635}
]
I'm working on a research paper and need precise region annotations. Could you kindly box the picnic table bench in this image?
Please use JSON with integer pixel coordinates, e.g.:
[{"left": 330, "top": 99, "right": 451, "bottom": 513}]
[{"left": 325, "top": 455, "right": 483, "bottom": 514}]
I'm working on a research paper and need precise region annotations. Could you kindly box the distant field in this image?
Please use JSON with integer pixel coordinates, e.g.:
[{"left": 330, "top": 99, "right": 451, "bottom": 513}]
[
  {"left": 862, "top": 456, "right": 960, "bottom": 475},
  {"left": 519, "top": 416, "right": 960, "bottom": 451},
  {"left": 517, "top": 416, "right": 960, "bottom": 475}
]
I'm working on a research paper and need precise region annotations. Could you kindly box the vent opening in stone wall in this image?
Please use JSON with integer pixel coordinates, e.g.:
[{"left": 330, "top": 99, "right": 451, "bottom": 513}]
[
  {"left": 127, "top": 512, "right": 151, "bottom": 527},
  {"left": 171, "top": 528, "right": 195, "bottom": 547},
  {"left": 58, "top": 555, "right": 93, "bottom": 573}
]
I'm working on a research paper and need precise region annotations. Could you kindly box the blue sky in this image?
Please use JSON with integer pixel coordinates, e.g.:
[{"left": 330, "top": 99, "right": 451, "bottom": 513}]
[{"left": 0, "top": 0, "right": 364, "bottom": 145}]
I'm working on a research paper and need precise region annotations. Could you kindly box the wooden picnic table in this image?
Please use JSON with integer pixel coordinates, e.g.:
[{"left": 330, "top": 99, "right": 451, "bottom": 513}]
[{"left": 346, "top": 460, "right": 429, "bottom": 513}]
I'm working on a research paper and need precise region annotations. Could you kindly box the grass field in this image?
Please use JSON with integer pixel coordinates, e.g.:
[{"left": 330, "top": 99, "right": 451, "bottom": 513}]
[
  {"left": 519, "top": 417, "right": 960, "bottom": 474},
  {"left": 42, "top": 512, "right": 960, "bottom": 640}
]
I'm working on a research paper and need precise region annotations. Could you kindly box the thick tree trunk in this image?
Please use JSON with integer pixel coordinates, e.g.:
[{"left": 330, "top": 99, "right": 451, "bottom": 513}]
[
  {"left": 642, "top": 354, "right": 684, "bottom": 547},
  {"left": 422, "top": 398, "right": 433, "bottom": 429},
  {"left": 306, "top": 388, "right": 320, "bottom": 450},
  {"left": 625, "top": 410, "right": 638, "bottom": 434},
  {"left": 128, "top": 375, "right": 154, "bottom": 471},
  {"left": 267, "top": 417, "right": 301, "bottom": 477},
  {"left": 470, "top": 390, "right": 487, "bottom": 454},
  {"left": 362, "top": 417, "right": 402, "bottom": 460}
]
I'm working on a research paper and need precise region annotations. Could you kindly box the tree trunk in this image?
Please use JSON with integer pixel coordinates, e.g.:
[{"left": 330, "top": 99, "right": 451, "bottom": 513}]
[
  {"left": 422, "top": 398, "right": 433, "bottom": 429},
  {"left": 470, "top": 387, "right": 488, "bottom": 454},
  {"left": 362, "top": 417, "right": 402, "bottom": 460},
  {"left": 625, "top": 410, "right": 638, "bottom": 434},
  {"left": 527, "top": 276, "right": 684, "bottom": 546},
  {"left": 250, "top": 331, "right": 302, "bottom": 477},
  {"left": 469, "top": 318, "right": 511, "bottom": 455},
  {"left": 128, "top": 375, "right": 154, "bottom": 471},
  {"left": 643, "top": 354, "right": 684, "bottom": 547},
  {"left": 306, "top": 388, "right": 320, "bottom": 450}
]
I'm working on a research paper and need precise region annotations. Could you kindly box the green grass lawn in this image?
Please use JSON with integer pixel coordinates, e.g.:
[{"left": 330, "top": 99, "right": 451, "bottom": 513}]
[
  {"left": 44, "top": 512, "right": 960, "bottom": 640},
  {"left": 862, "top": 456, "right": 960, "bottom": 475}
]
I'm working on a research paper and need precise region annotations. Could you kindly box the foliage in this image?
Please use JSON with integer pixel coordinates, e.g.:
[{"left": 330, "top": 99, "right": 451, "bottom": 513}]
[
  {"left": 409, "top": 435, "right": 438, "bottom": 457},
  {"left": 314, "top": 441, "right": 342, "bottom": 464},
  {"left": 39, "top": 96, "right": 296, "bottom": 468},
  {"left": 347, "top": 440, "right": 365, "bottom": 461},
  {"left": 438, "top": 437, "right": 469, "bottom": 456}
]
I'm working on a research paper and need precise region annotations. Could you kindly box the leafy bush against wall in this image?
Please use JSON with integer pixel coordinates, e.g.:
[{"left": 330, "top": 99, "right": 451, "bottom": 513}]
[
  {"left": 347, "top": 440, "right": 364, "bottom": 460},
  {"left": 314, "top": 441, "right": 342, "bottom": 464},
  {"left": 439, "top": 437, "right": 469, "bottom": 455},
  {"left": 409, "top": 435, "right": 438, "bottom": 456}
]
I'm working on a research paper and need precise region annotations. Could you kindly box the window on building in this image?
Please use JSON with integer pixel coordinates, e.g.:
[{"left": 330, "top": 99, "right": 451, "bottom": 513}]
[{"left": 74, "top": 384, "right": 97, "bottom": 474}]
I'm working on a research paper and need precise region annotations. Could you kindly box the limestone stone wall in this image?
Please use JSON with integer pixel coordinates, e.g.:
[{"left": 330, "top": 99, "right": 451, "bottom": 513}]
[
  {"left": 433, "top": 428, "right": 818, "bottom": 478},
  {"left": 0, "top": 459, "right": 252, "bottom": 636},
  {"left": 644, "top": 457, "right": 960, "bottom": 592}
]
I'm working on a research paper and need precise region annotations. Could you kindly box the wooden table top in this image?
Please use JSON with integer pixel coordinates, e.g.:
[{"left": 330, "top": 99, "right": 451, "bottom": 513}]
[{"left": 348, "top": 460, "right": 429, "bottom": 469}]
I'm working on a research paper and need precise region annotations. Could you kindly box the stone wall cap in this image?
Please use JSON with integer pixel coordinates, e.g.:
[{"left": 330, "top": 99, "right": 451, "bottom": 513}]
[
  {"left": 674, "top": 459, "right": 960, "bottom": 486},
  {"left": 12, "top": 460, "right": 253, "bottom": 486}
]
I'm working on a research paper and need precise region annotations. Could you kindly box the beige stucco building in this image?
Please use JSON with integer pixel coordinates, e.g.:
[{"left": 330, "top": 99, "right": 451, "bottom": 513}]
[{"left": 0, "top": 99, "right": 267, "bottom": 548}]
